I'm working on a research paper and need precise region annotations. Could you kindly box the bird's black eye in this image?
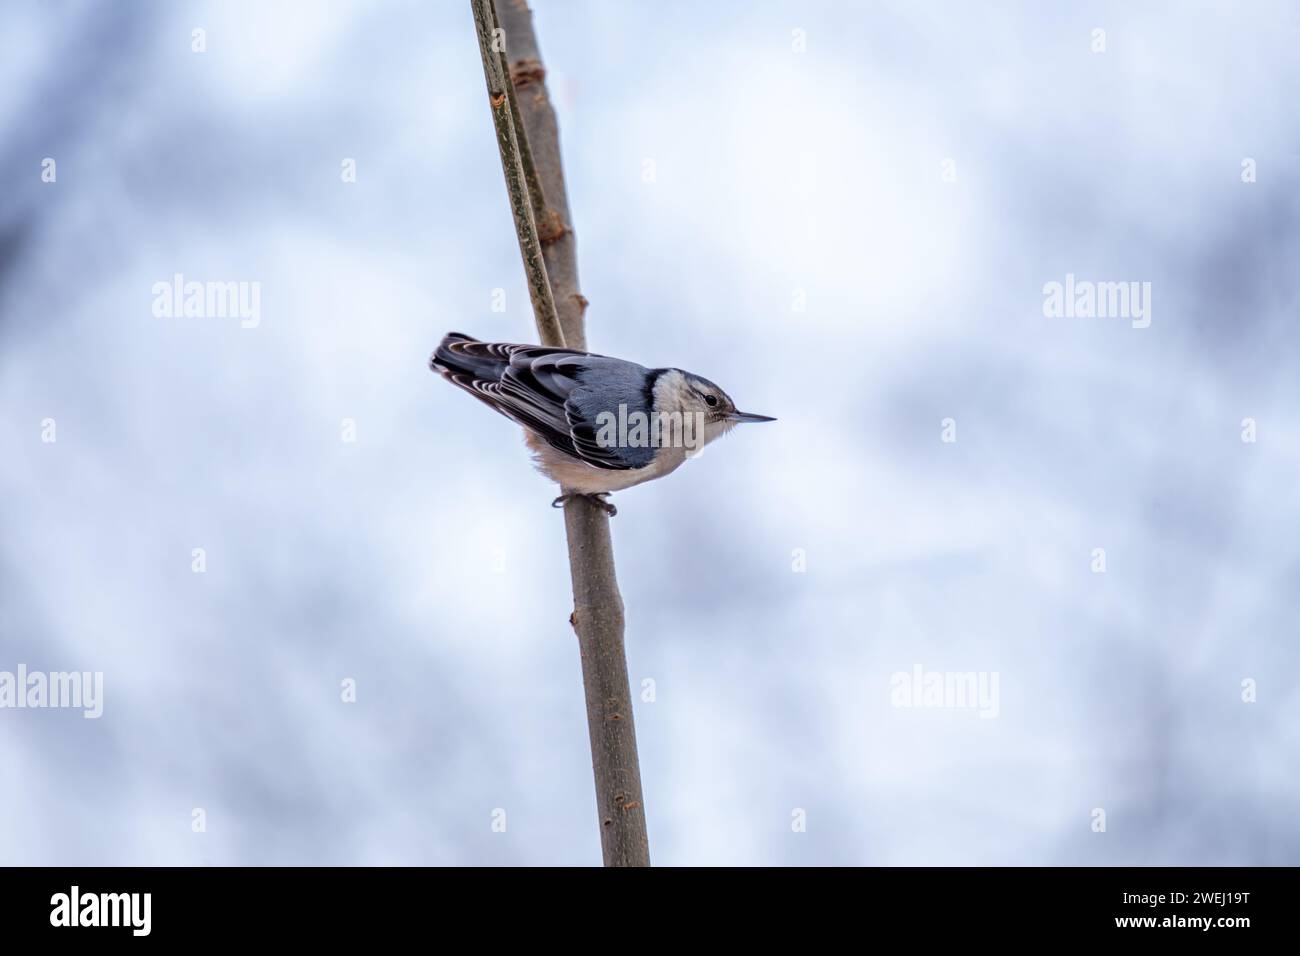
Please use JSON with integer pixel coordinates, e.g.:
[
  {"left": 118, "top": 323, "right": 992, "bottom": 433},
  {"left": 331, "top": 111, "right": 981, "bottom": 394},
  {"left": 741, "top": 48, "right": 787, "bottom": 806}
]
[{"left": 704, "top": 394, "right": 718, "bottom": 407}]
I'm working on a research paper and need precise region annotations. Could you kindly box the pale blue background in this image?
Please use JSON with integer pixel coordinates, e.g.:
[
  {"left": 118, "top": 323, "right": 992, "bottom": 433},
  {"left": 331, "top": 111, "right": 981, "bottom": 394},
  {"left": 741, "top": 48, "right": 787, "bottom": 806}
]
[{"left": 1, "top": 0, "right": 1297, "bottom": 865}]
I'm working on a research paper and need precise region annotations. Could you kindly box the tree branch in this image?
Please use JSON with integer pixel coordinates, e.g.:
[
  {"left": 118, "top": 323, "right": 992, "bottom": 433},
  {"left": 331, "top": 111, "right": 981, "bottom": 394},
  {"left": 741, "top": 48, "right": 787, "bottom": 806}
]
[
  {"left": 470, "top": 0, "right": 565, "bottom": 349},
  {"left": 471, "top": 0, "right": 650, "bottom": 867},
  {"left": 495, "top": 0, "right": 589, "bottom": 350}
]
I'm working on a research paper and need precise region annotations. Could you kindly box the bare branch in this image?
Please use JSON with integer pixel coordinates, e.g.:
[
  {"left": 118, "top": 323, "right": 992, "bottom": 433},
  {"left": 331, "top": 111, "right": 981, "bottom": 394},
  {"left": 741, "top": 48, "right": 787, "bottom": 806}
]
[
  {"left": 496, "top": 0, "right": 589, "bottom": 350},
  {"left": 470, "top": 0, "right": 650, "bottom": 867},
  {"left": 470, "top": 0, "right": 565, "bottom": 348}
]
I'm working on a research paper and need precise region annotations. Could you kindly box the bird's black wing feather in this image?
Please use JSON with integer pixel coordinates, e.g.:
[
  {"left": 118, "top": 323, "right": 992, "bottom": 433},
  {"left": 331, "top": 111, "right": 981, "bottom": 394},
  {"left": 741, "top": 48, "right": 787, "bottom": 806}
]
[{"left": 430, "top": 334, "right": 655, "bottom": 471}]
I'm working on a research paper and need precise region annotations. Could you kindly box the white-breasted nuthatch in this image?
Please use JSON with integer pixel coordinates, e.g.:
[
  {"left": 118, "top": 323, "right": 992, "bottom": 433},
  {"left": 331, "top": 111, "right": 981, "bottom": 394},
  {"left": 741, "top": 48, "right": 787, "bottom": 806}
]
[{"left": 430, "top": 332, "right": 774, "bottom": 515}]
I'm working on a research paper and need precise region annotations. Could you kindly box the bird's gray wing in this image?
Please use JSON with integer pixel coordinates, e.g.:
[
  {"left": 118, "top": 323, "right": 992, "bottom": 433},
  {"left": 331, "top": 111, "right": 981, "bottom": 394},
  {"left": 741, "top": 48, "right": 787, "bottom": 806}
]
[
  {"left": 435, "top": 337, "right": 656, "bottom": 470},
  {"left": 558, "top": 355, "right": 659, "bottom": 471}
]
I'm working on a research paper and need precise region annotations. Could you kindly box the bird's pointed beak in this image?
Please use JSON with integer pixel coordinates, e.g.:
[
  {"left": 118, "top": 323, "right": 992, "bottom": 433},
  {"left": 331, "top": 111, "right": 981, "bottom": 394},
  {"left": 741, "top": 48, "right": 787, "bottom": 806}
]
[{"left": 728, "top": 410, "right": 777, "bottom": 424}]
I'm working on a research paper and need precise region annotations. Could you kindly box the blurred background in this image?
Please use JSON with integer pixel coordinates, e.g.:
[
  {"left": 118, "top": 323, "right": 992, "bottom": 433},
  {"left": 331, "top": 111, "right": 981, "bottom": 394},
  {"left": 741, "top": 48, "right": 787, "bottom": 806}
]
[{"left": 2, "top": 0, "right": 1298, "bottom": 865}]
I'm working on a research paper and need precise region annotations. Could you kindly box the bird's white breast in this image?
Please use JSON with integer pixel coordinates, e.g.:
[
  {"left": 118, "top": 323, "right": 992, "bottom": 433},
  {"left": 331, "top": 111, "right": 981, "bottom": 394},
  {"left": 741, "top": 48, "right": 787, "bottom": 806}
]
[{"left": 522, "top": 369, "right": 730, "bottom": 494}]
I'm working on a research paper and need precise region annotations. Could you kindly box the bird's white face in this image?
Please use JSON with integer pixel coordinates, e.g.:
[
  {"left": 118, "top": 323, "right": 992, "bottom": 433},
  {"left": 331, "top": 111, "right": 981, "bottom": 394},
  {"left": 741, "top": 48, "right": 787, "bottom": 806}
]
[
  {"left": 682, "top": 374, "right": 737, "bottom": 425},
  {"left": 650, "top": 371, "right": 726, "bottom": 452},
  {"left": 658, "top": 370, "right": 775, "bottom": 454}
]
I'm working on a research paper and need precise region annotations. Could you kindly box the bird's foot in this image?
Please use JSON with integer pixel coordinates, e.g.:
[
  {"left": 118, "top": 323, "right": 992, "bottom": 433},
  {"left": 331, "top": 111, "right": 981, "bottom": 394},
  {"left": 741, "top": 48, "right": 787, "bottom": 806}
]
[{"left": 551, "top": 492, "right": 618, "bottom": 517}]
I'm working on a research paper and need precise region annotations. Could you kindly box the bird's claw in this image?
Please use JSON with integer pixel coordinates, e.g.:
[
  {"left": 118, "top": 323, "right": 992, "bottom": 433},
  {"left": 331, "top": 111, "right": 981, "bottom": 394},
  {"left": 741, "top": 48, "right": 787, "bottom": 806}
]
[{"left": 551, "top": 493, "right": 618, "bottom": 517}]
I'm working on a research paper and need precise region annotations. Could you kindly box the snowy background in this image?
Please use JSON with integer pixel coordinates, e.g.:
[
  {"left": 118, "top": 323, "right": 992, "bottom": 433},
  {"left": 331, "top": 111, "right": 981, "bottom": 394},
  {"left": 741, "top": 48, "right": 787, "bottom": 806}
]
[{"left": 2, "top": 0, "right": 1298, "bottom": 865}]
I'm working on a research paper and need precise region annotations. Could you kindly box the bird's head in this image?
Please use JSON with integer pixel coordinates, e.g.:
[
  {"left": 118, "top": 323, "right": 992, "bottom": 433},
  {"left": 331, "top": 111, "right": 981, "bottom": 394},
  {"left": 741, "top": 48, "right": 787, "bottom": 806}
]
[{"left": 668, "top": 370, "right": 776, "bottom": 450}]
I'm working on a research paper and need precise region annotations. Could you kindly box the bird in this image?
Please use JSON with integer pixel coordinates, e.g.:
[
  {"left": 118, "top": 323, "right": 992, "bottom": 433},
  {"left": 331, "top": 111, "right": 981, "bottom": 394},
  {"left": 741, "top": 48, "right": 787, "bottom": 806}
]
[{"left": 429, "top": 332, "right": 774, "bottom": 515}]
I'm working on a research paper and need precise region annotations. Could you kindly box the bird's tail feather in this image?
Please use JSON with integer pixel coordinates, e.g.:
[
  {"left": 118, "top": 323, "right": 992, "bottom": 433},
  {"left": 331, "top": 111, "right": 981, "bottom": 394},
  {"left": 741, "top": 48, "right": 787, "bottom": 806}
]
[{"left": 429, "top": 332, "right": 509, "bottom": 383}]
